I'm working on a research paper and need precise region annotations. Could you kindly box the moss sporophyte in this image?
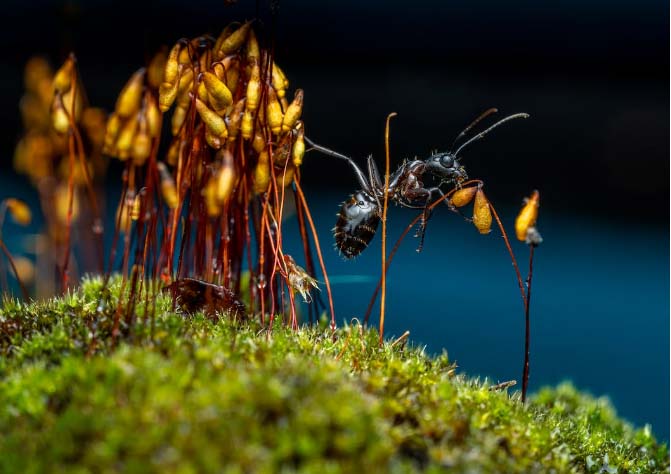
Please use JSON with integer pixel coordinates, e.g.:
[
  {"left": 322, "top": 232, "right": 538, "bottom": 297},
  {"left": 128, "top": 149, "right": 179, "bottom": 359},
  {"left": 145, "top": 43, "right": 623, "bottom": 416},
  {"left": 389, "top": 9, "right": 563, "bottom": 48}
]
[{"left": 2, "top": 18, "right": 667, "bottom": 473}]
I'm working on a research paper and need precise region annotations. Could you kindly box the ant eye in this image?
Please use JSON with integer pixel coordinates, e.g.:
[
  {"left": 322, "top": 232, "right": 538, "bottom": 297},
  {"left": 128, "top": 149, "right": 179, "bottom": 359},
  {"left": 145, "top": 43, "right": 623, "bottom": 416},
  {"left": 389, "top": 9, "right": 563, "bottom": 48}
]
[
  {"left": 440, "top": 154, "right": 454, "bottom": 168},
  {"left": 358, "top": 201, "right": 364, "bottom": 206}
]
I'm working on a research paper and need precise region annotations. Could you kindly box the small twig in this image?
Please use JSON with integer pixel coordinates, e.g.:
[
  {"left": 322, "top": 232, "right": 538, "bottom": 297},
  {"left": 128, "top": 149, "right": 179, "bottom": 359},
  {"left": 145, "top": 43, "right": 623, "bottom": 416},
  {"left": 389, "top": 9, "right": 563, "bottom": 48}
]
[
  {"left": 489, "top": 380, "right": 517, "bottom": 392},
  {"left": 390, "top": 330, "right": 410, "bottom": 349}
]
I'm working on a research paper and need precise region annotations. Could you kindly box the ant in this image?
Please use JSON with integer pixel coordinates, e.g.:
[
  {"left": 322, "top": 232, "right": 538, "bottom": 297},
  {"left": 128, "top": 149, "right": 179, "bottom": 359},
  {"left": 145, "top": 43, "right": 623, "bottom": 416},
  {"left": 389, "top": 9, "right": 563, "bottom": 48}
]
[{"left": 305, "top": 109, "right": 529, "bottom": 258}]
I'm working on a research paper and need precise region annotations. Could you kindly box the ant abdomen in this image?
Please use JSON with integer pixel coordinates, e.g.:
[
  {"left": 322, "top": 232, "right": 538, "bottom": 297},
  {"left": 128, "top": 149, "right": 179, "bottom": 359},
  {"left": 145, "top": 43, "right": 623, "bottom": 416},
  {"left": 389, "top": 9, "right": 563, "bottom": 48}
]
[{"left": 334, "top": 191, "right": 380, "bottom": 259}]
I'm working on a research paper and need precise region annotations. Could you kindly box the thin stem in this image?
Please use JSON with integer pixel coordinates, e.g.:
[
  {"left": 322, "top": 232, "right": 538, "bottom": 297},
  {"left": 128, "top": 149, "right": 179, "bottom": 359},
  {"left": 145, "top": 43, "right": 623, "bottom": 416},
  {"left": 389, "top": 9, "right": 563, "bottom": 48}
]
[
  {"left": 489, "top": 203, "right": 527, "bottom": 309},
  {"left": 293, "top": 179, "right": 336, "bottom": 331},
  {"left": 0, "top": 239, "right": 30, "bottom": 301},
  {"left": 379, "top": 112, "right": 396, "bottom": 345},
  {"left": 521, "top": 244, "right": 535, "bottom": 403}
]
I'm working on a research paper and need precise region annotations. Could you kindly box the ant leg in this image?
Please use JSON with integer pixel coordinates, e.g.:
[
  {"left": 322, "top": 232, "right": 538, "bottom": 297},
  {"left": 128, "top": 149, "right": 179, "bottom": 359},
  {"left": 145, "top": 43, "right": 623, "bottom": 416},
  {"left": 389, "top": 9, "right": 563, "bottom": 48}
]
[
  {"left": 366, "top": 155, "right": 383, "bottom": 209},
  {"left": 404, "top": 187, "right": 435, "bottom": 253},
  {"left": 430, "top": 186, "right": 473, "bottom": 223},
  {"left": 304, "top": 136, "right": 372, "bottom": 193},
  {"left": 415, "top": 205, "right": 431, "bottom": 253}
]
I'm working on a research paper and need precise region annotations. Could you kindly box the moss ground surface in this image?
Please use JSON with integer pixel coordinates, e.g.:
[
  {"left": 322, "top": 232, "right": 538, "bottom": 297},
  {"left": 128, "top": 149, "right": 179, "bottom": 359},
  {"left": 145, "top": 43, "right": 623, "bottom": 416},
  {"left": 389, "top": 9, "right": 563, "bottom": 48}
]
[{"left": 0, "top": 277, "right": 667, "bottom": 473}]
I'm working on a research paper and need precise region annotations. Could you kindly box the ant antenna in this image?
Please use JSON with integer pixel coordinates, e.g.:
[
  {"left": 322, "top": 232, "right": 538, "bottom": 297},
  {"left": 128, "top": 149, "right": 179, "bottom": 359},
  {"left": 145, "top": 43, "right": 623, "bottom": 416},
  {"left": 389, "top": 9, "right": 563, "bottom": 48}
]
[
  {"left": 450, "top": 107, "right": 498, "bottom": 150},
  {"left": 454, "top": 113, "right": 529, "bottom": 157},
  {"left": 304, "top": 136, "right": 372, "bottom": 193}
]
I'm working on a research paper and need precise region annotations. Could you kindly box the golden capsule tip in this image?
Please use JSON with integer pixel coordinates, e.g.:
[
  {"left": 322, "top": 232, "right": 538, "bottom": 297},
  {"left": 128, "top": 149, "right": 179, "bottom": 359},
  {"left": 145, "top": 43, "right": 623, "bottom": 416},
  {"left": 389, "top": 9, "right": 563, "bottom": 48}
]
[{"left": 515, "top": 190, "right": 541, "bottom": 243}]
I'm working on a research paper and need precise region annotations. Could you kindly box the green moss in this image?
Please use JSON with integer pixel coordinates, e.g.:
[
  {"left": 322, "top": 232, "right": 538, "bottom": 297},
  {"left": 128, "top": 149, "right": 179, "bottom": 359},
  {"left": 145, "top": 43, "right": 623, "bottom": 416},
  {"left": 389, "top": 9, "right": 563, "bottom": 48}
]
[{"left": 0, "top": 277, "right": 667, "bottom": 473}]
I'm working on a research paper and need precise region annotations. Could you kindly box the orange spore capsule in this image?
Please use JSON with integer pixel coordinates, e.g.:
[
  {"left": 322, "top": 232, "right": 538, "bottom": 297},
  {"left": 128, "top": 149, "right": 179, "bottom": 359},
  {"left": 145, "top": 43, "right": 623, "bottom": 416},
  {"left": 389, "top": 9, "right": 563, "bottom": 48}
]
[
  {"left": 5, "top": 198, "right": 32, "bottom": 226},
  {"left": 450, "top": 186, "right": 478, "bottom": 208},
  {"left": 115, "top": 68, "right": 145, "bottom": 118},
  {"left": 472, "top": 188, "right": 492, "bottom": 234},
  {"left": 515, "top": 190, "right": 540, "bottom": 241}
]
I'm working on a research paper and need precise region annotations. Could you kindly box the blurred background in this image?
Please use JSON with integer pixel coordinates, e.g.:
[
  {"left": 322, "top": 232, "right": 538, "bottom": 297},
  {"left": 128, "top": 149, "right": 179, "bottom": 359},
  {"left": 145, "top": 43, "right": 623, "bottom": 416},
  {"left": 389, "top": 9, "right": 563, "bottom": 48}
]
[{"left": 1, "top": 0, "right": 668, "bottom": 439}]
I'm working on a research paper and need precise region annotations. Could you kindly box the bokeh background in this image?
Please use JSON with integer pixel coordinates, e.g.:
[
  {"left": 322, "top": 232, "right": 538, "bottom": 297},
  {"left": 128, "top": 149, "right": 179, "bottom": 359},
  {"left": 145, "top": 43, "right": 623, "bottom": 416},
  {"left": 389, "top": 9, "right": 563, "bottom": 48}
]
[{"left": 1, "top": 1, "right": 668, "bottom": 440}]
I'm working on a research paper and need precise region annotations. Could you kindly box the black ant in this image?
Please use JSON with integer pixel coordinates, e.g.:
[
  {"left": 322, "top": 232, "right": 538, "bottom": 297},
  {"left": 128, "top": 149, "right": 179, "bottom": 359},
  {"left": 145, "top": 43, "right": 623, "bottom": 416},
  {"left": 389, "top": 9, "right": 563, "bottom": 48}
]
[{"left": 305, "top": 109, "right": 529, "bottom": 258}]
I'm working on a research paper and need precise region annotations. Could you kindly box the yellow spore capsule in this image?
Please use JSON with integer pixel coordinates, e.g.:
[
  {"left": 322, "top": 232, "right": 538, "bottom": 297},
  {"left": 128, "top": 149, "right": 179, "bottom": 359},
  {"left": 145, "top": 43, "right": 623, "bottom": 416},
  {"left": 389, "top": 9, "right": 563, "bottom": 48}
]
[
  {"left": 61, "top": 88, "right": 84, "bottom": 122},
  {"left": 10, "top": 256, "right": 35, "bottom": 285},
  {"left": 252, "top": 130, "right": 266, "bottom": 153},
  {"left": 171, "top": 104, "right": 188, "bottom": 136},
  {"left": 103, "top": 112, "right": 122, "bottom": 153},
  {"left": 246, "top": 63, "right": 261, "bottom": 112},
  {"left": 227, "top": 99, "right": 246, "bottom": 140},
  {"left": 24, "top": 56, "right": 52, "bottom": 93},
  {"left": 271, "top": 62, "right": 287, "bottom": 98},
  {"left": 115, "top": 68, "right": 145, "bottom": 118},
  {"left": 472, "top": 188, "right": 492, "bottom": 234},
  {"left": 157, "top": 162, "right": 179, "bottom": 209},
  {"left": 279, "top": 163, "right": 296, "bottom": 188},
  {"left": 450, "top": 186, "right": 478, "bottom": 208},
  {"left": 241, "top": 109, "right": 254, "bottom": 140},
  {"left": 116, "top": 192, "right": 133, "bottom": 232},
  {"left": 132, "top": 116, "right": 152, "bottom": 166},
  {"left": 215, "top": 149, "right": 236, "bottom": 204},
  {"left": 130, "top": 193, "right": 142, "bottom": 220},
  {"left": 195, "top": 98, "right": 228, "bottom": 140},
  {"left": 159, "top": 79, "right": 179, "bottom": 112},
  {"left": 253, "top": 151, "right": 270, "bottom": 194},
  {"left": 515, "top": 190, "right": 540, "bottom": 241},
  {"left": 218, "top": 21, "right": 252, "bottom": 55},
  {"left": 164, "top": 42, "right": 182, "bottom": 86},
  {"left": 176, "top": 67, "right": 194, "bottom": 99},
  {"left": 214, "top": 23, "right": 237, "bottom": 57},
  {"left": 202, "top": 176, "right": 221, "bottom": 217},
  {"left": 81, "top": 107, "right": 107, "bottom": 148},
  {"left": 166, "top": 139, "right": 181, "bottom": 166},
  {"left": 5, "top": 198, "right": 32, "bottom": 226},
  {"left": 246, "top": 30, "right": 260, "bottom": 64},
  {"left": 115, "top": 114, "right": 139, "bottom": 158},
  {"left": 282, "top": 89, "right": 304, "bottom": 133},
  {"left": 205, "top": 128, "right": 223, "bottom": 150},
  {"left": 57, "top": 157, "right": 94, "bottom": 185},
  {"left": 50, "top": 92, "right": 71, "bottom": 134},
  {"left": 274, "top": 60, "right": 289, "bottom": 88},
  {"left": 203, "top": 72, "right": 233, "bottom": 113},
  {"left": 145, "top": 97, "right": 162, "bottom": 137},
  {"left": 147, "top": 48, "right": 167, "bottom": 90},
  {"left": 266, "top": 88, "right": 283, "bottom": 135},
  {"left": 55, "top": 184, "right": 80, "bottom": 224},
  {"left": 197, "top": 81, "right": 209, "bottom": 104},
  {"left": 19, "top": 94, "right": 49, "bottom": 130},
  {"left": 225, "top": 59, "right": 240, "bottom": 95},
  {"left": 53, "top": 56, "right": 75, "bottom": 93},
  {"left": 292, "top": 123, "right": 305, "bottom": 167}
]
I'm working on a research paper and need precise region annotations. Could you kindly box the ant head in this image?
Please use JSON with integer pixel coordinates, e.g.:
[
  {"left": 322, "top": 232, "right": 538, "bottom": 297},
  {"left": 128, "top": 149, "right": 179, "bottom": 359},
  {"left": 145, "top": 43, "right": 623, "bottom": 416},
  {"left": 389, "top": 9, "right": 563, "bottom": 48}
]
[{"left": 425, "top": 152, "right": 468, "bottom": 184}]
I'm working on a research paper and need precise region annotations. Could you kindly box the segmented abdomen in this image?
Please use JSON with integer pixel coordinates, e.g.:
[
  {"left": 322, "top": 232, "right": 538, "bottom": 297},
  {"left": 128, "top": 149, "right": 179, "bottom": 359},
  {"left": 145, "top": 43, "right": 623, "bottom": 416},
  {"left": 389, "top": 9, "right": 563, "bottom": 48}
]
[{"left": 333, "top": 191, "right": 380, "bottom": 259}]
